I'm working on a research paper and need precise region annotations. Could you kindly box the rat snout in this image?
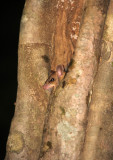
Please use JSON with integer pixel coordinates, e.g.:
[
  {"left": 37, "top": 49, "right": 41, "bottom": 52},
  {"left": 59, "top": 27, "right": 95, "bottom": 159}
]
[{"left": 43, "top": 83, "right": 54, "bottom": 90}]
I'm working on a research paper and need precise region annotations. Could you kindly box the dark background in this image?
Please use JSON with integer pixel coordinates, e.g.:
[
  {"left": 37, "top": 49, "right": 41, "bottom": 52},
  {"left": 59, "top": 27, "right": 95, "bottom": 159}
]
[{"left": 0, "top": 1, "right": 25, "bottom": 159}]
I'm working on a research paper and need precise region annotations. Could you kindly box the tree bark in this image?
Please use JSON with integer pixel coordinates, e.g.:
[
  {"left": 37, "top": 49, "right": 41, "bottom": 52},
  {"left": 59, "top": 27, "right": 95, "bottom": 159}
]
[
  {"left": 5, "top": 0, "right": 57, "bottom": 159},
  {"left": 39, "top": 0, "right": 109, "bottom": 160},
  {"left": 5, "top": 0, "right": 111, "bottom": 160},
  {"left": 81, "top": 0, "right": 113, "bottom": 159}
]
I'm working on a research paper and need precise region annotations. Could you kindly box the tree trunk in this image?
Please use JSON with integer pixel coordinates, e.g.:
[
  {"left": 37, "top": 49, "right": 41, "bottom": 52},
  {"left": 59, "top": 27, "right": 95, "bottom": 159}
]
[
  {"left": 5, "top": 0, "right": 57, "bottom": 159},
  {"left": 39, "top": 0, "right": 109, "bottom": 159},
  {"left": 81, "top": 0, "right": 113, "bottom": 159},
  {"left": 5, "top": 0, "right": 112, "bottom": 160}
]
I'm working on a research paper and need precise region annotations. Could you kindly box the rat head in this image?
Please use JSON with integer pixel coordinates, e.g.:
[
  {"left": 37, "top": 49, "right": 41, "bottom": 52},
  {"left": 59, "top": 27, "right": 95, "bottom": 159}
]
[{"left": 43, "top": 65, "right": 65, "bottom": 91}]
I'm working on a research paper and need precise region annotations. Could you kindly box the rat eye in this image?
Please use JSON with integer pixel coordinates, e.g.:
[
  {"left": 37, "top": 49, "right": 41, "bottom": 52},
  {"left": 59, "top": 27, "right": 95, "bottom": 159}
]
[{"left": 49, "top": 78, "right": 55, "bottom": 82}]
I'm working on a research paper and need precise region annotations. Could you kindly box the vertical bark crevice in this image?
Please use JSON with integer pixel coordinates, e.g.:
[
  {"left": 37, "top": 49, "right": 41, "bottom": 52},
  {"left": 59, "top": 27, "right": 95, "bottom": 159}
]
[
  {"left": 39, "top": 0, "right": 109, "bottom": 160},
  {"left": 5, "top": 0, "right": 57, "bottom": 159},
  {"left": 81, "top": 0, "right": 113, "bottom": 160},
  {"left": 5, "top": 0, "right": 112, "bottom": 160}
]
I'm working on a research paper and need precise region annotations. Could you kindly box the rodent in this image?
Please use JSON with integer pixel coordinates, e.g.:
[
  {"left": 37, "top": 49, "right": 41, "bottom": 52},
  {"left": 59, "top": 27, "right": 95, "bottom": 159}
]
[
  {"left": 43, "top": 9, "right": 74, "bottom": 91},
  {"left": 43, "top": 65, "right": 66, "bottom": 91},
  {"left": 43, "top": 0, "right": 84, "bottom": 91}
]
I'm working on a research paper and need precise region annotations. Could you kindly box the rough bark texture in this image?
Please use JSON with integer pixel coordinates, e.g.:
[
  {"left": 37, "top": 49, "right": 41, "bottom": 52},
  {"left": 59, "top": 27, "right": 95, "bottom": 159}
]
[
  {"left": 5, "top": 0, "right": 57, "bottom": 159},
  {"left": 39, "top": 0, "right": 109, "bottom": 160},
  {"left": 81, "top": 0, "right": 113, "bottom": 159},
  {"left": 5, "top": 0, "right": 111, "bottom": 159}
]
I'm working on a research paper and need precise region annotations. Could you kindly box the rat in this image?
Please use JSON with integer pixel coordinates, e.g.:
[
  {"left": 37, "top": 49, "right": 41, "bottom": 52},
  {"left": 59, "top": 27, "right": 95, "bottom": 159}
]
[
  {"left": 43, "top": 65, "right": 66, "bottom": 91},
  {"left": 43, "top": 0, "right": 84, "bottom": 91},
  {"left": 43, "top": 9, "right": 74, "bottom": 91}
]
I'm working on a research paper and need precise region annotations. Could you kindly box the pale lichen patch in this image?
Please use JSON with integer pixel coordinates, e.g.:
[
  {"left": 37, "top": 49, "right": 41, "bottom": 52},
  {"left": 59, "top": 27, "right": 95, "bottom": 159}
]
[
  {"left": 7, "top": 132, "right": 24, "bottom": 153},
  {"left": 57, "top": 120, "right": 77, "bottom": 140},
  {"left": 21, "top": 15, "right": 29, "bottom": 23}
]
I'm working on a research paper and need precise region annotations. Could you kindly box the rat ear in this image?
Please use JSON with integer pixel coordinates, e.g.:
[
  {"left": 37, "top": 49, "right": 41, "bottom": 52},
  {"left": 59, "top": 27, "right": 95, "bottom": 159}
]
[{"left": 56, "top": 65, "right": 64, "bottom": 77}]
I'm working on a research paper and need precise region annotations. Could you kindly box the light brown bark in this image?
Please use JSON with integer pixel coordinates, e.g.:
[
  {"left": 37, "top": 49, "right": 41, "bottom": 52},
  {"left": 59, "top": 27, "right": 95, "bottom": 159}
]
[
  {"left": 81, "top": 0, "right": 113, "bottom": 159},
  {"left": 39, "top": 0, "right": 109, "bottom": 160},
  {"left": 5, "top": 0, "right": 111, "bottom": 160},
  {"left": 5, "top": 0, "right": 57, "bottom": 159}
]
